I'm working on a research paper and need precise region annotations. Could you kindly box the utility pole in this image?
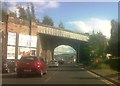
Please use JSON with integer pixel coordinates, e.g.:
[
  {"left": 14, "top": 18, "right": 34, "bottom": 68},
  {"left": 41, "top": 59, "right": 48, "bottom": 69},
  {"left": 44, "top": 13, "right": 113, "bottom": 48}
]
[
  {"left": 29, "top": 18, "right": 31, "bottom": 36},
  {"left": 26, "top": 3, "right": 32, "bottom": 53},
  {"left": 4, "top": 14, "right": 9, "bottom": 60},
  {"left": 29, "top": 16, "right": 32, "bottom": 54}
]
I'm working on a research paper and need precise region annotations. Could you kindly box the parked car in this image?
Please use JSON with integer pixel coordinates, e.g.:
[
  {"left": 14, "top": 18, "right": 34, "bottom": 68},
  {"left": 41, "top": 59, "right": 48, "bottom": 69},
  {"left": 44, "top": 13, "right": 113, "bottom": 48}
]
[
  {"left": 16, "top": 56, "right": 47, "bottom": 77},
  {"left": 2, "top": 58, "right": 10, "bottom": 73},
  {"left": 58, "top": 60, "right": 64, "bottom": 65},
  {"left": 7, "top": 59, "right": 16, "bottom": 72},
  {"left": 48, "top": 60, "right": 59, "bottom": 67}
]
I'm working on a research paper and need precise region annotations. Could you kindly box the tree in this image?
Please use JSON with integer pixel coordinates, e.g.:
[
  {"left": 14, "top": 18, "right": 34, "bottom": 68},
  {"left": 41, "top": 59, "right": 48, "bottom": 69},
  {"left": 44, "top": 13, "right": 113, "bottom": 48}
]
[
  {"left": 58, "top": 21, "right": 64, "bottom": 29},
  {"left": 85, "top": 31, "right": 108, "bottom": 61},
  {"left": 2, "top": 2, "right": 8, "bottom": 22},
  {"left": 118, "top": 23, "right": 120, "bottom": 57},
  {"left": 17, "top": 5, "right": 27, "bottom": 20},
  {"left": 9, "top": 11, "right": 16, "bottom": 18},
  {"left": 26, "top": 4, "right": 31, "bottom": 20},
  {"left": 30, "top": 2, "right": 36, "bottom": 21},
  {"left": 109, "top": 20, "right": 119, "bottom": 57},
  {"left": 42, "top": 15, "right": 54, "bottom": 26}
]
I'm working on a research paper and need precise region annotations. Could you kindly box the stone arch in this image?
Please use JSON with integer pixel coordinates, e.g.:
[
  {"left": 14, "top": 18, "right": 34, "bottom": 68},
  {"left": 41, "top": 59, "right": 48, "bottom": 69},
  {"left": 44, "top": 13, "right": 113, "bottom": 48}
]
[{"left": 53, "top": 45, "right": 77, "bottom": 63}]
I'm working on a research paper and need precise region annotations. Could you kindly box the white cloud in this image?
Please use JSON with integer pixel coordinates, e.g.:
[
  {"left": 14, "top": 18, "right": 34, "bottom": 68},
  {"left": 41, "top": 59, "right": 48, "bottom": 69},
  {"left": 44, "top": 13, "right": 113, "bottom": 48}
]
[
  {"left": 46, "top": 1, "right": 59, "bottom": 8},
  {"left": 54, "top": 45, "right": 76, "bottom": 55},
  {"left": 6, "top": 0, "right": 59, "bottom": 18},
  {"left": 68, "top": 18, "right": 111, "bottom": 38},
  {"left": 3, "top": 0, "right": 119, "bottom": 2},
  {"left": 36, "top": 1, "right": 59, "bottom": 10}
]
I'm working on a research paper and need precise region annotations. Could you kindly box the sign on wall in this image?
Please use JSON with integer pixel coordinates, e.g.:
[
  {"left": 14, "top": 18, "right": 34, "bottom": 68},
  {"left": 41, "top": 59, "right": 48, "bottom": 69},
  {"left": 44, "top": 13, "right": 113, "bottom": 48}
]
[
  {"left": 8, "top": 32, "right": 16, "bottom": 45},
  {"left": 7, "top": 46, "right": 15, "bottom": 59},
  {"left": 19, "top": 34, "right": 37, "bottom": 47},
  {"left": 30, "top": 36, "right": 37, "bottom": 47}
]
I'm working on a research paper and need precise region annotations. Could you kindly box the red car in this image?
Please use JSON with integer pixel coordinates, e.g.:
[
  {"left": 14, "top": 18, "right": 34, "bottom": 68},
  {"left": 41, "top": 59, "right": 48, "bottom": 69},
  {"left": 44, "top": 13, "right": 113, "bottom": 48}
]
[{"left": 17, "top": 56, "right": 47, "bottom": 77}]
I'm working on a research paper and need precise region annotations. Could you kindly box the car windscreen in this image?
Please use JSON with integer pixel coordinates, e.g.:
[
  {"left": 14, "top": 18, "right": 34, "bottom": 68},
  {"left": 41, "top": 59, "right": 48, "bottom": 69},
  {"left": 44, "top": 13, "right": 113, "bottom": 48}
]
[{"left": 20, "top": 56, "right": 38, "bottom": 62}]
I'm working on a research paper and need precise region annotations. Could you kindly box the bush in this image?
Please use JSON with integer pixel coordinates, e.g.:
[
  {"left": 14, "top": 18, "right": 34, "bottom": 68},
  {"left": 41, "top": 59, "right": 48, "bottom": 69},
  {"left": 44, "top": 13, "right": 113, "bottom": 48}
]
[
  {"left": 104, "top": 58, "right": 120, "bottom": 71},
  {"left": 97, "top": 63, "right": 111, "bottom": 69}
]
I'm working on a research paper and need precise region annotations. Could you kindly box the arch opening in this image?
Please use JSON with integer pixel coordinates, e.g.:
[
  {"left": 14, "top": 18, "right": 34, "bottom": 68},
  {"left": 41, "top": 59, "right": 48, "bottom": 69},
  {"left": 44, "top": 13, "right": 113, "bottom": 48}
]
[{"left": 54, "top": 45, "right": 77, "bottom": 63}]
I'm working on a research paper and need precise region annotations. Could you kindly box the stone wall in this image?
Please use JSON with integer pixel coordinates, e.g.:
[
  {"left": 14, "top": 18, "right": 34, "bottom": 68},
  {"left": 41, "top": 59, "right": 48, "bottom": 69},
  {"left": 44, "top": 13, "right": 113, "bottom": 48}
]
[{"left": 2, "top": 17, "right": 38, "bottom": 36}]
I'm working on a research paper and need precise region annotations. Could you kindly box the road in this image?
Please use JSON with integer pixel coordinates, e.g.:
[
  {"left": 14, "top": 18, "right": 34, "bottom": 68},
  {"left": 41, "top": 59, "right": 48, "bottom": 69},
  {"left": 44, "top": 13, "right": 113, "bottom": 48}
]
[{"left": 2, "top": 63, "right": 116, "bottom": 85}]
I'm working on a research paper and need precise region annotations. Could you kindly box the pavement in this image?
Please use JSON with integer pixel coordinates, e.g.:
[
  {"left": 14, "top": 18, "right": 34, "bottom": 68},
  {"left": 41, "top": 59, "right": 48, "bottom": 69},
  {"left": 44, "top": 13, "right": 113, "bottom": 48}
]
[{"left": 84, "top": 65, "right": 120, "bottom": 86}]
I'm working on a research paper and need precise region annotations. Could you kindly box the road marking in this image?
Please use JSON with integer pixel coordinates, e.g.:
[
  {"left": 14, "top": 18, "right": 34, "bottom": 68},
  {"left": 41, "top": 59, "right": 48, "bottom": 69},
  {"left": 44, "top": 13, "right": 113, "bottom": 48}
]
[
  {"left": 87, "top": 71, "right": 116, "bottom": 86},
  {"left": 101, "top": 79, "right": 115, "bottom": 85},
  {"left": 87, "top": 71, "right": 100, "bottom": 78},
  {"left": 44, "top": 71, "right": 57, "bottom": 83}
]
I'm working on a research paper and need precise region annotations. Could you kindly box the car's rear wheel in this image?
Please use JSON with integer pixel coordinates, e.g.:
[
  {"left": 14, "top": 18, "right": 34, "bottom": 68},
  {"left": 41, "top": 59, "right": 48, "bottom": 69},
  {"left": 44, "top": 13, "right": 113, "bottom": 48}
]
[
  {"left": 43, "top": 70, "right": 47, "bottom": 75},
  {"left": 17, "top": 72, "right": 22, "bottom": 77}
]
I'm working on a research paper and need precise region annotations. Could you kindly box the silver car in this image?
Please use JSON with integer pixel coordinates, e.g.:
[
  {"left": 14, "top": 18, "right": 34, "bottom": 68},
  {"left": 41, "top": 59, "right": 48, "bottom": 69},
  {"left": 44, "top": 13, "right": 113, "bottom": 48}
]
[{"left": 48, "top": 60, "right": 59, "bottom": 67}]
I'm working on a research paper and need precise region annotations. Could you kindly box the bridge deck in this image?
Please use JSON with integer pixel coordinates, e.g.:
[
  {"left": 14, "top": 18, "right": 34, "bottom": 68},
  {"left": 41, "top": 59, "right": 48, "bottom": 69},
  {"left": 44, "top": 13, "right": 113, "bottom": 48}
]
[{"left": 37, "top": 26, "right": 89, "bottom": 42}]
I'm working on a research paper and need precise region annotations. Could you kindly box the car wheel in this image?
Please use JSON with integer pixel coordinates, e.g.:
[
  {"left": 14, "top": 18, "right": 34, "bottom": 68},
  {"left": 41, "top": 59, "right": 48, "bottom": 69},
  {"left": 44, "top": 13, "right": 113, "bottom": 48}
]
[
  {"left": 17, "top": 73, "right": 21, "bottom": 77},
  {"left": 44, "top": 70, "right": 47, "bottom": 75}
]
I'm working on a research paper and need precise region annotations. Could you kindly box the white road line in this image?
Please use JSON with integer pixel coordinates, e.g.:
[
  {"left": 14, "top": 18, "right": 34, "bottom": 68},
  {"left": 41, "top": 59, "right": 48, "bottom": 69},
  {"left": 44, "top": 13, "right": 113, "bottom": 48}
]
[
  {"left": 101, "top": 79, "right": 115, "bottom": 85},
  {"left": 44, "top": 71, "right": 57, "bottom": 84},
  {"left": 87, "top": 71, "right": 116, "bottom": 86}
]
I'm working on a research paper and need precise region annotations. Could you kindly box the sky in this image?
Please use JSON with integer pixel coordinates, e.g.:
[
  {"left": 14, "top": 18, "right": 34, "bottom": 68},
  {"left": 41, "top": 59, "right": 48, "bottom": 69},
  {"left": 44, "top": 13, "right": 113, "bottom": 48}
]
[
  {"left": 2, "top": 0, "right": 119, "bottom": 54},
  {"left": 2, "top": 0, "right": 118, "bottom": 38}
]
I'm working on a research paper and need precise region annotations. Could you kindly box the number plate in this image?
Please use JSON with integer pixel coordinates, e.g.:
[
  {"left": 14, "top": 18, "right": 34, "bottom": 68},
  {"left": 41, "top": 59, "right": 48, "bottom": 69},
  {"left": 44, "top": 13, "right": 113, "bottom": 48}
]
[{"left": 24, "top": 70, "right": 32, "bottom": 72}]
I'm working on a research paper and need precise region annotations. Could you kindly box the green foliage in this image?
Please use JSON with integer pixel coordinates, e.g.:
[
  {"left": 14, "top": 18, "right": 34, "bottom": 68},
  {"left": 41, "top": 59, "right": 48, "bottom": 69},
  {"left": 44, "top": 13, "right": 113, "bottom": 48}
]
[
  {"left": 42, "top": 15, "right": 54, "bottom": 26},
  {"left": 1, "top": 2, "right": 8, "bottom": 22},
  {"left": 87, "top": 32, "right": 107, "bottom": 60},
  {"left": 58, "top": 21, "right": 64, "bottom": 29},
  {"left": 17, "top": 5, "right": 28, "bottom": 20},
  {"left": 108, "top": 20, "right": 119, "bottom": 57},
  {"left": 15, "top": 3, "right": 36, "bottom": 21},
  {"left": 30, "top": 3, "right": 36, "bottom": 21},
  {"left": 104, "top": 58, "right": 120, "bottom": 71},
  {"left": 9, "top": 11, "right": 16, "bottom": 18},
  {"left": 97, "top": 63, "right": 111, "bottom": 69},
  {"left": 82, "top": 31, "right": 108, "bottom": 67},
  {"left": 2, "top": 9, "right": 7, "bottom": 22}
]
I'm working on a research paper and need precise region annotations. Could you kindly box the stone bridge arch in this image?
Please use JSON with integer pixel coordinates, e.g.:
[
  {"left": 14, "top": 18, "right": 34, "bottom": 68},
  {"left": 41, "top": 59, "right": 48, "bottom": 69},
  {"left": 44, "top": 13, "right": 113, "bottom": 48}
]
[{"left": 36, "top": 33, "right": 87, "bottom": 63}]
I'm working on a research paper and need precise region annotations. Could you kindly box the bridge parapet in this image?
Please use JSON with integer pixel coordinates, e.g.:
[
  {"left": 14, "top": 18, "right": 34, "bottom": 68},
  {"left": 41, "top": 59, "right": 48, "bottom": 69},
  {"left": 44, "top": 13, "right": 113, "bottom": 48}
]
[{"left": 37, "top": 26, "right": 89, "bottom": 42}]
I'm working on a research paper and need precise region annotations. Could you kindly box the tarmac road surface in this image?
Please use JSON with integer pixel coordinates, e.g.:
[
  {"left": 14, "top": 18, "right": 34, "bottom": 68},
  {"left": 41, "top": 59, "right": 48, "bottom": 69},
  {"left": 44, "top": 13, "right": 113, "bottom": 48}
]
[{"left": 2, "top": 63, "right": 116, "bottom": 86}]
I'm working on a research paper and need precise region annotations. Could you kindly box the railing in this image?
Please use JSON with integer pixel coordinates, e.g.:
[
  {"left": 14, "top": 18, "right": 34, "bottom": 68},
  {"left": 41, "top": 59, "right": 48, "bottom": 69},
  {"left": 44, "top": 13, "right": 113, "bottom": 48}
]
[{"left": 37, "top": 26, "right": 89, "bottom": 42}]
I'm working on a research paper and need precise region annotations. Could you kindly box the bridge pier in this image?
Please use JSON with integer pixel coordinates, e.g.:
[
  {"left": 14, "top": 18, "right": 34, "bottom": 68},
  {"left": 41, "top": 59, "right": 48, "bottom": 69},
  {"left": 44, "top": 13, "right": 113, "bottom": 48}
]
[
  {"left": 76, "top": 43, "right": 87, "bottom": 63},
  {"left": 51, "top": 49, "right": 54, "bottom": 60},
  {"left": 76, "top": 44, "right": 80, "bottom": 63},
  {"left": 36, "top": 34, "right": 55, "bottom": 63}
]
